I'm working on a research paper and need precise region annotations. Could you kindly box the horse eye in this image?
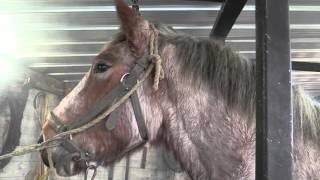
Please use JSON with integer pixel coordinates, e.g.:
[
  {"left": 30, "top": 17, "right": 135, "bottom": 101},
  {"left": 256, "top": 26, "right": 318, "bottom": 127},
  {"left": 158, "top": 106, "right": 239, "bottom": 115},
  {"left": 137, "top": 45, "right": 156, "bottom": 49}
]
[{"left": 94, "top": 63, "right": 110, "bottom": 73}]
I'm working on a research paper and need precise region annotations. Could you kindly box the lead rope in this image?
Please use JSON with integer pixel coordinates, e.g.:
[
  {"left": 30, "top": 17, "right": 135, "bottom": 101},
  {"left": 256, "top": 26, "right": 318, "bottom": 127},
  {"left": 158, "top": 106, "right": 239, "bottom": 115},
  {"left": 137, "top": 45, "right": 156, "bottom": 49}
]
[
  {"left": 42, "top": 95, "right": 59, "bottom": 180},
  {"left": 149, "top": 24, "right": 164, "bottom": 91}
]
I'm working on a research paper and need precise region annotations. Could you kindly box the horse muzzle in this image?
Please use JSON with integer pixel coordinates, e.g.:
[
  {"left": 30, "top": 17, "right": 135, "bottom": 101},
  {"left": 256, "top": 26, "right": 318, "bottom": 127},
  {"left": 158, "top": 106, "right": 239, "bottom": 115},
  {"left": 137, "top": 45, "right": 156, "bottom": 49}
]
[{"left": 38, "top": 135, "right": 86, "bottom": 176}]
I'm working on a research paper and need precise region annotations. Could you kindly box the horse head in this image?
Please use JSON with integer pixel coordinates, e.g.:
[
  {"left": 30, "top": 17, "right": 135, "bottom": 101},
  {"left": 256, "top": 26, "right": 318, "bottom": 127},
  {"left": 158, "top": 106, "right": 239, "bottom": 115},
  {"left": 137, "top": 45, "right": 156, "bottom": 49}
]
[{"left": 39, "top": 0, "right": 165, "bottom": 176}]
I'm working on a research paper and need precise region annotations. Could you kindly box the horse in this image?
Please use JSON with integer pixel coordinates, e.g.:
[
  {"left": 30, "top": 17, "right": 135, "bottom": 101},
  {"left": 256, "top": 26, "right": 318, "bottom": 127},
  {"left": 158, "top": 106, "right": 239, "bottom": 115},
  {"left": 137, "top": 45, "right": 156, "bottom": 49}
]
[{"left": 39, "top": 0, "right": 320, "bottom": 179}]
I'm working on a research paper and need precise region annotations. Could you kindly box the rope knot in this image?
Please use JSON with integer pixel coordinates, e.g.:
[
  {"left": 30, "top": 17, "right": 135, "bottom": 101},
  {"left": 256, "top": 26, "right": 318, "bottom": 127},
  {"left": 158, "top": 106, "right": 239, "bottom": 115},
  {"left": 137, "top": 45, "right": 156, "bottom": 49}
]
[
  {"left": 150, "top": 54, "right": 164, "bottom": 91},
  {"left": 149, "top": 24, "right": 164, "bottom": 91}
]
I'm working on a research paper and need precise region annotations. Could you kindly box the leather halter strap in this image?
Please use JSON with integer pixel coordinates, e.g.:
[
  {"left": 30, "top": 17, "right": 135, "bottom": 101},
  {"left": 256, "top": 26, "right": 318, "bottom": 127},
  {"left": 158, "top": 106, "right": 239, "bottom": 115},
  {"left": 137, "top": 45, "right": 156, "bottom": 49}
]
[
  {"left": 47, "top": 50, "right": 151, "bottom": 168},
  {"left": 49, "top": 56, "right": 150, "bottom": 138}
]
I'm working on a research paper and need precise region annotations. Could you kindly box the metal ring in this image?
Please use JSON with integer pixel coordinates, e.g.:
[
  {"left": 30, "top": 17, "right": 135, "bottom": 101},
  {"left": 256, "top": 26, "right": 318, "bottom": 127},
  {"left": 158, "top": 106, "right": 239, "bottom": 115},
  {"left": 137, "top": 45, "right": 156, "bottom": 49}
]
[
  {"left": 85, "top": 164, "right": 97, "bottom": 180},
  {"left": 120, "top": 73, "right": 130, "bottom": 83}
]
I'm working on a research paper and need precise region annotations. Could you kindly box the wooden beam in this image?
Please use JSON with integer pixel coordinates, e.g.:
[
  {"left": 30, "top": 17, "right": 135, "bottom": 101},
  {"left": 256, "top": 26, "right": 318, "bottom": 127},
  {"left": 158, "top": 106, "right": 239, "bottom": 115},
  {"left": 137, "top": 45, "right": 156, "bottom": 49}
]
[{"left": 18, "top": 69, "right": 64, "bottom": 96}]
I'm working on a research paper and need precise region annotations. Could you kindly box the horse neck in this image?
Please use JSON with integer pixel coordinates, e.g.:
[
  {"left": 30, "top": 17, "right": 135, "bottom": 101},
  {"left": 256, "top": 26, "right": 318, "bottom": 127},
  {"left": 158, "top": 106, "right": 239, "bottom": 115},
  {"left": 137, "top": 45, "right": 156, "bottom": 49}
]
[
  {"left": 152, "top": 40, "right": 257, "bottom": 179},
  {"left": 157, "top": 41, "right": 230, "bottom": 124},
  {"left": 135, "top": 42, "right": 217, "bottom": 144}
]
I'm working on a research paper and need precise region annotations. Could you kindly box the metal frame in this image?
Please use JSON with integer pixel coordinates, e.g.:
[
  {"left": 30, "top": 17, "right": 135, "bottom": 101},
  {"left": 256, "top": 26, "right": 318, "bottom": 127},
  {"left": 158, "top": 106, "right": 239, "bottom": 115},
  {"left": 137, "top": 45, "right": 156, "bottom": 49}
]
[
  {"left": 210, "top": 0, "right": 296, "bottom": 179},
  {"left": 209, "top": 0, "right": 248, "bottom": 43},
  {"left": 255, "top": 0, "right": 293, "bottom": 179},
  {"left": 292, "top": 61, "right": 320, "bottom": 72}
]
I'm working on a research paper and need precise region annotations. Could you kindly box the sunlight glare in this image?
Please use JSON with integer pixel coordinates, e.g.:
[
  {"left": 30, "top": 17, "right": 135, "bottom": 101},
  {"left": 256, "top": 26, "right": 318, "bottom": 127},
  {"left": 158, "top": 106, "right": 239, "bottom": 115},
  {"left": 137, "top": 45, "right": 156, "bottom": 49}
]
[{"left": 0, "top": 14, "right": 20, "bottom": 86}]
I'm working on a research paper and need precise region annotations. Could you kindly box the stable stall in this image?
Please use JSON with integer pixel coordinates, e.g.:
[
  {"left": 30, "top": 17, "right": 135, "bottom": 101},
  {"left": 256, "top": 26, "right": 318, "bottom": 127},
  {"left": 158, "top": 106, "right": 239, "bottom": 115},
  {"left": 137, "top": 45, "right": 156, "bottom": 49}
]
[{"left": 1, "top": 0, "right": 320, "bottom": 179}]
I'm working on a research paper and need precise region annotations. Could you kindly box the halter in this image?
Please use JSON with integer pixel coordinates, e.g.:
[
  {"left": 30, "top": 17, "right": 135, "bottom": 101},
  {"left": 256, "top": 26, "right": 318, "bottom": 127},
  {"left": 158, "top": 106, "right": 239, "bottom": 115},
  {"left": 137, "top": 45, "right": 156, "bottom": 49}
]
[{"left": 46, "top": 24, "right": 161, "bottom": 179}]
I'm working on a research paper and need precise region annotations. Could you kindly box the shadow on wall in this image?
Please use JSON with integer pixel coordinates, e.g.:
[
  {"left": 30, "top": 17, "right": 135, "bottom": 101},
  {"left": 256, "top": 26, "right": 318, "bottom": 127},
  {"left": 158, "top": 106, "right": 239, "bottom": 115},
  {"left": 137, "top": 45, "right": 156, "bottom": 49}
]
[{"left": 0, "top": 84, "right": 29, "bottom": 169}]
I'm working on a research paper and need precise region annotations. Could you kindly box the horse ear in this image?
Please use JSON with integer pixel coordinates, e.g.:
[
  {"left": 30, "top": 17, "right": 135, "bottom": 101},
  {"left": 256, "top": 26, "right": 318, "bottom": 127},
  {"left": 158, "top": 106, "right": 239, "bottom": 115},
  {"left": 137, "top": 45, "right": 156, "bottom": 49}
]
[{"left": 115, "top": 0, "right": 148, "bottom": 55}]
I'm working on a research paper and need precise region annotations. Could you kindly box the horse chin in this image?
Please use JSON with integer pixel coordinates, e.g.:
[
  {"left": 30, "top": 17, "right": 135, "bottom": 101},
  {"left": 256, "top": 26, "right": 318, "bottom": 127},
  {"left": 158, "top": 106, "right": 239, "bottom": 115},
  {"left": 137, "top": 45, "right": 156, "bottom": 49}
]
[{"left": 55, "top": 156, "right": 86, "bottom": 177}]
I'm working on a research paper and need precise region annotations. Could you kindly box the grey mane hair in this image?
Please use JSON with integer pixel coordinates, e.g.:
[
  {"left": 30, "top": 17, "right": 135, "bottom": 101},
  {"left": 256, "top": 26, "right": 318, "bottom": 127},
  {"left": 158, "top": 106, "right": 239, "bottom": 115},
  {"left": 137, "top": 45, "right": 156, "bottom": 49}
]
[
  {"left": 106, "top": 23, "right": 320, "bottom": 146},
  {"left": 293, "top": 86, "right": 320, "bottom": 144},
  {"left": 155, "top": 23, "right": 256, "bottom": 120},
  {"left": 154, "top": 23, "right": 320, "bottom": 145}
]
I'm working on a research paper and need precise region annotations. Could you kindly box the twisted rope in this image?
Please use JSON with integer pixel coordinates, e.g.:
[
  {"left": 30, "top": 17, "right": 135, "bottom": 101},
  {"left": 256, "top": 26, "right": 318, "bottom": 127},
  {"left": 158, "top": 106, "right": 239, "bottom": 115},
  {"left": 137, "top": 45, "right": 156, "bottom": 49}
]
[
  {"left": 149, "top": 24, "right": 164, "bottom": 91},
  {"left": 0, "top": 24, "right": 162, "bottom": 161},
  {"left": 31, "top": 94, "right": 51, "bottom": 180},
  {"left": 0, "top": 142, "right": 59, "bottom": 161}
]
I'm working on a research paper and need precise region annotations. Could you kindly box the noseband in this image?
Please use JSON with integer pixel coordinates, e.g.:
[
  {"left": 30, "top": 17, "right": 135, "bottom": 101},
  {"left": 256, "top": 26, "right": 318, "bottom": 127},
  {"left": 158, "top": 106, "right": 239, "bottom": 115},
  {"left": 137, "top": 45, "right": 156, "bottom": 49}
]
[{"left": 46, "top": 24, "right": 161, "bottom": 178}]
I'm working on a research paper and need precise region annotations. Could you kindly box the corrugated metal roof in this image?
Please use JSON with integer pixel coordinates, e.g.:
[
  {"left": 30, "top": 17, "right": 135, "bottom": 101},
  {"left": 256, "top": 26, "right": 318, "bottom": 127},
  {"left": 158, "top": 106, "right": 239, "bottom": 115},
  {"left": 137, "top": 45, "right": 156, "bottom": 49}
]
[{"left": 2, "top": 0, "right": 320, "bottom": 95}]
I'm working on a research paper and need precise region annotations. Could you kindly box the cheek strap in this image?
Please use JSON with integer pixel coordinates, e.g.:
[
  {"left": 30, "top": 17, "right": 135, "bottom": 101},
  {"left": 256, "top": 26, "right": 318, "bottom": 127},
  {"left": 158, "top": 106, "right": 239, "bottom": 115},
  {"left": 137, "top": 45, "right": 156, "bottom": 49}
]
[{"left": 105, "top": 105, "right": 121, "bottom": 130}]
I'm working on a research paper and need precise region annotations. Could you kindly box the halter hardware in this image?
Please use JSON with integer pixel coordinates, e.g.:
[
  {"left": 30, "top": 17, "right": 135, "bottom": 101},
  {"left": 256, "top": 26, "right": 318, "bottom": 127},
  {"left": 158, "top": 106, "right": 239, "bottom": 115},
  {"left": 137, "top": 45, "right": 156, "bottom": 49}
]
[
  {"left": 120, "top": 73, "right": 130, "bottom": 83},
  {"left": 84, "top": 162, "right": 98, "bottom": 180}
]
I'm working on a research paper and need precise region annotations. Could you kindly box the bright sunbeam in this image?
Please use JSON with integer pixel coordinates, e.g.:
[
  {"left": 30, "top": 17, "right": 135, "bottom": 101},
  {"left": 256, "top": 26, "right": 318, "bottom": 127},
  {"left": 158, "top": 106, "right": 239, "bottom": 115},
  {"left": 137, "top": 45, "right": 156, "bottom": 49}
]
[
  {"left": 0, "top": 1, "right": 53, "bottom": 88},
  {"left": 0, "top": 15, "right": 18, "bottom": 54},
  {"left": 0, "top": 14, "right": 19, "bottom": 86},
  {"left": 0, "top": 58, "right": 15, "bottom": 76}
]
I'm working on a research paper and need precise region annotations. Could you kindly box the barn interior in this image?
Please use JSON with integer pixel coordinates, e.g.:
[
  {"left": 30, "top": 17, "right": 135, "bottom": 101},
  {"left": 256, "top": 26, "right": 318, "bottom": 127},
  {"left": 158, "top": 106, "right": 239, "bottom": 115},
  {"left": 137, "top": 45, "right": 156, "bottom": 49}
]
[
  {"left": 0, "top": 0, "right": 319, "bottom": 95},
  {"left": 0, "top": 0, "right": 319, "bottom": 179}
]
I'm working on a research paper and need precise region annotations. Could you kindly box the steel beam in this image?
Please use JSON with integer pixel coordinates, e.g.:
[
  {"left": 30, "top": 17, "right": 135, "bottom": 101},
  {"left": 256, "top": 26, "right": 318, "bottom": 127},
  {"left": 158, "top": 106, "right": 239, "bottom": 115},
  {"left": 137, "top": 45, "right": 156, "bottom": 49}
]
[
  {"left": 210, "top": 0, "right": 248, "bottom": 42},
  {"left": 255, "top": 0, "right": 293, "bottom": 179},
  {"left": 292, "top": 61, "right": 320, "bottom": 72}
]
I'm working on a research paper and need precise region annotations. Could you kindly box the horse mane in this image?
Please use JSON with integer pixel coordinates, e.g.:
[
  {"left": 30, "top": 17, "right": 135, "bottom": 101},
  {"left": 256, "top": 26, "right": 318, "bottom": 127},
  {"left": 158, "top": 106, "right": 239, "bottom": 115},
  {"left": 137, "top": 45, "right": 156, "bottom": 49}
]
[
  {"left": 156, "top": 24, "right": 256, "bottom": 118},
  {"left": 293, "top": 87, "right": 320, "bottom": 144},
  {"left": 155, "top": 23, "right": 320, "bottom": 145}
]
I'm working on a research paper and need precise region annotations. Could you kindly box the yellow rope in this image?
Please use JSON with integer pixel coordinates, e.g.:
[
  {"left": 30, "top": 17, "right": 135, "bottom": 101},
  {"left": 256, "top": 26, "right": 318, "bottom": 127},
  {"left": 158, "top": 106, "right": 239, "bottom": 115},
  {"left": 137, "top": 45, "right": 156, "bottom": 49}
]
[
  {"left": 149, "top": 24, "right": 164, "bottom": 91},
  {"left": 43, "top": 96, "right": 58, "bottom": 179},
  {"left": 28, "top": 94, "right": 50, "bottom": 180}
]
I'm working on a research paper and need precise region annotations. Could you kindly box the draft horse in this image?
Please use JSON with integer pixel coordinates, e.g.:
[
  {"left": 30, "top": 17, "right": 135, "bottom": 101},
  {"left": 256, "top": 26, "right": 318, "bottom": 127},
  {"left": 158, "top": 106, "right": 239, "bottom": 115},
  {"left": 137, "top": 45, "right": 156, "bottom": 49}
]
[{"left": 40, "top": 0, "right": 320, "bottom": 179}]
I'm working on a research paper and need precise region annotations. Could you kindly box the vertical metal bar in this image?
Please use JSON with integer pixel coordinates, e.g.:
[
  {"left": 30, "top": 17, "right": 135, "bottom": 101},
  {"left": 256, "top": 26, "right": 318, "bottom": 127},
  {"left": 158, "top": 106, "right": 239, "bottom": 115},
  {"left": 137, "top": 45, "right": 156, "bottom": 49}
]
[
  {"left": 124, "top": 154, "right": 131, "bottom": 180},
  {"left": 140, "top": 147, "right": 148, "bottom": 169},
  {"left": 255, "top": 0, "right": 293, "bottom": 179},
  {"left": 108, "top": 163, "right": 114, "bottom": 180},
  {"left": 292, "top": 61, "right": 320, "bottom": 72}
]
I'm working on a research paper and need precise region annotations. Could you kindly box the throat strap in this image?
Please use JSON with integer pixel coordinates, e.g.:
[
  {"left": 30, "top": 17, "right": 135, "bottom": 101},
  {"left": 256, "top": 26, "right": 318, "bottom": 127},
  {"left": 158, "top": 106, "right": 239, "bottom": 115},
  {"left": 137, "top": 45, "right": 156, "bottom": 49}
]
[{"left": 130, "top": 91, "right": 148, "bottom": 141}]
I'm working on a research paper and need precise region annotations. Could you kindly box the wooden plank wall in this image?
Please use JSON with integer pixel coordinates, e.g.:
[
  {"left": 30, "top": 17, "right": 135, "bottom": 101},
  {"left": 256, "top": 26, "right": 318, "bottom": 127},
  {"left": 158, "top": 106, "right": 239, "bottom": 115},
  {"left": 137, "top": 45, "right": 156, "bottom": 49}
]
[
  {"left": 0, "top": 88, "right": 11, "bottom": 156},
  {"left": 0, "top": 89, "right": 60, "bottom": 179}
]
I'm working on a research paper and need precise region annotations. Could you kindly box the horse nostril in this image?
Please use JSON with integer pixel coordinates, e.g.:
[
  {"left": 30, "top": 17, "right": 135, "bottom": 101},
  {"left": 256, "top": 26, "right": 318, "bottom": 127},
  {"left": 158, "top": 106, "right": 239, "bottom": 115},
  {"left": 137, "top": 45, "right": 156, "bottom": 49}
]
[
  {"left": 38, "top": 135, "right": 44, "bottom": 144},
  {"left": 40, "top": 149, "right": 50, "bottom": 167},
  {"left": 71, "top": 153, "right": 81, "bottom": 162}
]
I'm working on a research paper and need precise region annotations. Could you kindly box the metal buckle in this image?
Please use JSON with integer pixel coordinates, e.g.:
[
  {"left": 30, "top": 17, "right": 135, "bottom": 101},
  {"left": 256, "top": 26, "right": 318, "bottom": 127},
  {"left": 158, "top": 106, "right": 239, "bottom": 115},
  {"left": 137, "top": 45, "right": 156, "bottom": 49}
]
[
  {"left": 84, "top": 162, "right": 98, "bottom": 180},
  {"left": 120, "top": 73, "right": 130, "bottom": 90},
  {"left": 120, "top": 73, "right": 130, "bottom": 83}
]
